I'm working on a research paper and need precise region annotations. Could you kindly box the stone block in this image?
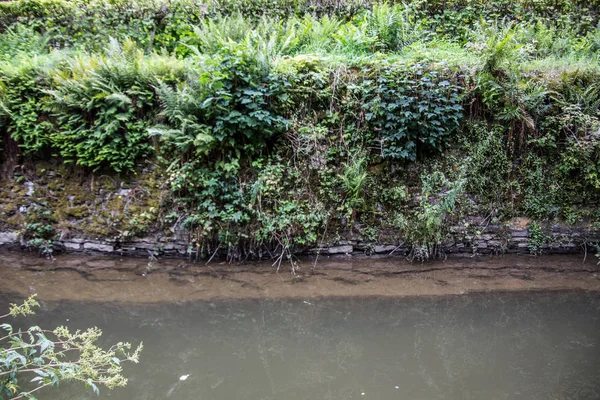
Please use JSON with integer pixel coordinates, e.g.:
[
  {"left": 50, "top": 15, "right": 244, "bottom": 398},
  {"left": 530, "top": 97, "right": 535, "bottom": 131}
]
[
  {"left": 117, "top": 247, "right": 137, "bottom": 252},
  {"left": 511, "top": 229, "right": 528, "bottom": 238},
  {"left": 510, "top": 237, "right": 528, "bottom": 243},
  {"left": 83, "top": 242, "right": 114, "bottom": 252},
  {"left": 485, "top": 224, "right": 504, "bottom": 232},
  {"left": 133, "top": 242, "right": 156, "bottom": 250},
  {"left": 24, "top": 181, "right": 34, "bottom": 196},
  {"left": 62, "top": 242, "right": 81, "bottom": 251},
  {"left": 328, "top": 245, "right": 353, "bottom": 254},
  {"left": 308, "top": 247, "right": 327, "bottom": 254},
  {"left": 466, "top": 216, "right": 487, "bottom": 225},
  {"left": 476, "top": 234, "right": 494, "bottom": 241},
  {"left": 374, "top": 245, "right": 397, "bottom": 254},
  {"left": 508, "top": 217, "right": 531, "bottom": 229},
  {"left": 0, "top": 232, "right": 18, "bottom": 245},
  {"left": 116, "top": 189, "right": 131, "bottom": 196}
]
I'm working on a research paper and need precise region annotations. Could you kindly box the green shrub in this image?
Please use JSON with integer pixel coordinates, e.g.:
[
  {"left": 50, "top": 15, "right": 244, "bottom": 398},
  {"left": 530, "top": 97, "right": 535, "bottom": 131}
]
[
  {"left": 152, "top": 44, "right": 289, "bottom": 160},
  {"left": 2, "top": 0, "right": 600, "bottom": 54},
  {"left": 362, "top": 62, "right": 463, "bottom": 161},
  {"left": 520, "top": 155, "right": 559, "bottom": 219},
  {"left": 528, "top": 221, "right": 547, "bottom": 255},
  {"left": 464, "top": 123, "right": 514, "bottom": 212},
  {"left": 46, "top": 41, "right": 154, "bottom": 172},
  {"left": 1, "top": 295, "right": 142, "bottom": 399},
  {"left": 0, "top": 23, "right": 49, "bottom": 60},
  {"left": 398, "top": 170, "right": 466, "bottom": 261},
  {"left": 0, "top": 54, "right": 58, "bottom": 155}
]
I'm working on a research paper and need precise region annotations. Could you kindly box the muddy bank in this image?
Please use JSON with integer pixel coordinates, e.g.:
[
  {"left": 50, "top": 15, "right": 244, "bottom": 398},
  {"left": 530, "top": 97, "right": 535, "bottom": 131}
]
[{"left": 0, "top": 252, "right": 599, "bottom": 302}]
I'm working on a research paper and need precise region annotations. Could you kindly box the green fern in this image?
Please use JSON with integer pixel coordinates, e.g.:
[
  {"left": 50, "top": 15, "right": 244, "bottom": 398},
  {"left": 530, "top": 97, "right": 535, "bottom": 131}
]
[{"left": 150, "top": 81, "right": 215, "bottom": 157}]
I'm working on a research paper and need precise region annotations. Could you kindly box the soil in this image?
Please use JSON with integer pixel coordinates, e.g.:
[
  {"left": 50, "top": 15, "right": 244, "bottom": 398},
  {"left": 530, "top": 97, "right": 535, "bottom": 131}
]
[{"left": 0, "top": 251, "right": 599, "bottom": 302}]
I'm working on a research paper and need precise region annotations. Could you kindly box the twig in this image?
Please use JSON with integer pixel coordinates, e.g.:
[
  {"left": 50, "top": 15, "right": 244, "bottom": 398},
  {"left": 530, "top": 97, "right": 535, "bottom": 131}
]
[
  {"left": 312, "top": 217, "right": 331, "bottom": 273},
  {"left": 11, "top": 382, "right": 53, "bottom": 399},
  {"left": 205, "top": 244, "right": 221, "bottom": 265}
]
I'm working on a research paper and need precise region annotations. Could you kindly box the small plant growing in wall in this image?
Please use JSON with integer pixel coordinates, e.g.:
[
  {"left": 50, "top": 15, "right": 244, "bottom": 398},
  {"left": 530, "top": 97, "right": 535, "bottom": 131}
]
[
  {"left": 527, "top": 221, "right": 548, "bottom": 255},
  {"left": 340, "top": 154, "right": 368, "bottom": 225},
  {"left": 21, "top": 222, "right": 56, "bottom": 259},
  {"left": 398, "top": 170, "right": 466, "bottom": 261}
]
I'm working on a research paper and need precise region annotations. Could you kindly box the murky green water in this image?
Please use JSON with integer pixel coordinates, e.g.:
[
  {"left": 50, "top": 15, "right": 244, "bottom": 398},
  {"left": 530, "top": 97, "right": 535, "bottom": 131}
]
[{"left": 2, "top": 291, "right": 600, "bottom": 399}]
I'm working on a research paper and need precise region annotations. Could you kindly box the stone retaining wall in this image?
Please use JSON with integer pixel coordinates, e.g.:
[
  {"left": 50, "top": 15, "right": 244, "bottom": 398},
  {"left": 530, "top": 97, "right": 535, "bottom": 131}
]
[{"left": 1, "top": 217, "right": 598, "bottom": 259}]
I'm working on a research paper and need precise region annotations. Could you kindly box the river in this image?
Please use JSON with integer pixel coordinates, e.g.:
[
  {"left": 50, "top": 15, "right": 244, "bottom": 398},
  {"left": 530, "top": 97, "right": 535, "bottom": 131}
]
[{"left": 1, "top": 252, "right": 600, "bottom": 399}]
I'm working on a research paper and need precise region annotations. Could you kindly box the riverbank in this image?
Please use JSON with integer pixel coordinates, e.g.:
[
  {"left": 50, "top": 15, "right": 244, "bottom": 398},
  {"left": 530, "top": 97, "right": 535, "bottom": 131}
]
[
  {"left": 1, "top": 252, "right": 599, "bottom": 302},
  {"left": 3, "top": 0, "right": 600, "bottom": 264}
]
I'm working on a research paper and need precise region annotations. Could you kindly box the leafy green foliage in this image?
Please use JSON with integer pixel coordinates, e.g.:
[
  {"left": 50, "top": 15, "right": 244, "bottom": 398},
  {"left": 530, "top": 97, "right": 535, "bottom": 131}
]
[
  {"left": 254, "top": 162, "right": 328, "bottom": 250},
  {"left": 340, "top": 153, "right": 368, "bottom": 222},
  {"left": 463, "top": 123, "right": 514, "bottom": 213},
  {"left": 22, "top": 222, "right": 56, "bottom": 258},
  {"left": 0, "top": 54, "right": 58, "bottom": 155},
  {"left": 363, "top": 63, "right": 463, "bottom": 160},
  {"left": 341, "top": 155, "right": 367, "bottom": 201},
  {"left": 0, "top": 24, "right": 49, "bottom": 61},
  {"left": 0, "top": 295, "right": 142, "bottom": 399},
  {"left": 154, "top": 44, "right": 289, "bottom": 159},
  {"left": 2, "top": 0, "right": 600, "bottom": 53},
  {"left": 45, "top": 39, "right": 184, "bottom": 172},
  {"left": 365, "top": 2, "right": 426, "bottom": 52},
  {"left": 0, "top": 39, "right": 186, "bottom": 172},
  {"left": 528, "top": 221, "right": 548, "bottom": 255},
  {"left": 397, "top": 170, "right": 466, "bottom": 261}
]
